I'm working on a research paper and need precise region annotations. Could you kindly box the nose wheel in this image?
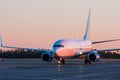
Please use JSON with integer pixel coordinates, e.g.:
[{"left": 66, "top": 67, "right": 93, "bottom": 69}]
[{"left": 57, "top": 58, "right": 65, "bottom": 65}]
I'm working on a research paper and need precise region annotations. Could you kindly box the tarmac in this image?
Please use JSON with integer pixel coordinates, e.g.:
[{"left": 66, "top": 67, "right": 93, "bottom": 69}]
[{"left": 0, "top": 59, "right": 120, "bottom": 80}]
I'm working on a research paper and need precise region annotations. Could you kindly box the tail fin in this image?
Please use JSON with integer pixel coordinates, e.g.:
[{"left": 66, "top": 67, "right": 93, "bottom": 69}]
[{"left": 83, "top": 9, "right": 91, "bottom": 40}]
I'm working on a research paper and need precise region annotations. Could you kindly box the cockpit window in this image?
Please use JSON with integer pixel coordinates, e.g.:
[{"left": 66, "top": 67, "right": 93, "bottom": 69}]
[{"left": 53, "top": 45, "right": 64, "bottom": 47}]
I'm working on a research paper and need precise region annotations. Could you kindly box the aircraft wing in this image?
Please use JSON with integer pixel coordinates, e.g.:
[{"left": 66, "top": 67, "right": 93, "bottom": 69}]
[
  {"left": 92, "top": 39, "right": 120, "bottom": 44},
  {"left": 0, "top": 36, "right": 41, "bottom": 51},
  {"left": 1, "top": 45, "right": 40, "bottom": 50},
  {"left": 96, "top": 48, "right": 120, "bottom": 52},
  {"left": 92, "top": 39, "right": 120, "bottom": 52},
  {"left": 81, "top": 48, "right": 120, "bottom": 56}
]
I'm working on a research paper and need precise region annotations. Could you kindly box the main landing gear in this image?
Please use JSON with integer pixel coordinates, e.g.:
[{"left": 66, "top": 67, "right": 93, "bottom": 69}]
[
  {"left": 57, "top": 58, "right": 65, "bottom": 65},
  {"left": 84, "top": 59, "right": 91, "bottom": 64},
  {"left": 84, "top": 55, "right": 91, "bottom": 64}
]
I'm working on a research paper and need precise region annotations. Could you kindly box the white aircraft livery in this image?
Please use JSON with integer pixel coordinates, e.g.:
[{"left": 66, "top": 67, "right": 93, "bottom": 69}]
[{"left": 0, "top": 9, "right": 120, "bottom": 64}]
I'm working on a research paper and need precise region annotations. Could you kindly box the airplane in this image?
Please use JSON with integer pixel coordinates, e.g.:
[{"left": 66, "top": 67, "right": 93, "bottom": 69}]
[{"left": 0, "top": 9, "right": 120, "bottom": 64}]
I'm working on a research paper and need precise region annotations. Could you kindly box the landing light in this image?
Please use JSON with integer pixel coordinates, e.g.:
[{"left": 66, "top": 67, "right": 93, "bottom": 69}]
[{"left": 79, "top": 51, "right": 82, "bottom": 55}]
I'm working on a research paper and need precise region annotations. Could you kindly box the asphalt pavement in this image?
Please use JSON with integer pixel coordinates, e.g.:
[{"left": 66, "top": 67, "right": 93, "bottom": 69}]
[{"left": 0, "top": 59, "right": 119, "bottom": 80}]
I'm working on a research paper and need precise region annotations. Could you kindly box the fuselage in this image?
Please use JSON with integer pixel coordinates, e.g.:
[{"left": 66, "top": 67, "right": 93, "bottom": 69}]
[{"left": 52, "top": 39, "right": 92, "bottom": 59}]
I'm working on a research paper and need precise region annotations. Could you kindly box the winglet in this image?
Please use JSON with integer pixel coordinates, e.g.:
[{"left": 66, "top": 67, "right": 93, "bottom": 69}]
[
  {"left": 83, "top": 9, "right": 91, "bottom": 40},
  {"left": 0, "top": 36, "right": 3, "bottom": 47}
]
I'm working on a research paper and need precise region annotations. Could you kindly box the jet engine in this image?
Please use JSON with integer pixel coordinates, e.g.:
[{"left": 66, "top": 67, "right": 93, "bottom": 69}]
[
  {"left": 87, "top": 51, "right": 100, "bottom": 62},
  {"left": 41, "top": 51, "right": 53, "bottom": 62}
]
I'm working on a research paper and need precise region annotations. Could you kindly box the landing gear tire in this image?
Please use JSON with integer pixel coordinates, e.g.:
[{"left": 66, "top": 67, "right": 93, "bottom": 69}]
[
  {"left": 57, "top": 58, "right": 65, "bottom": 65},
  {"left": 85, "top": 59, "right": 91, "bottom": 64}
]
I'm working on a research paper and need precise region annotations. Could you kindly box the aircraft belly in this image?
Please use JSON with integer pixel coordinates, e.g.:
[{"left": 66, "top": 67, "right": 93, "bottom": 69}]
[{"left": 56, "top": 48, "right": 79, "bottom": 59}]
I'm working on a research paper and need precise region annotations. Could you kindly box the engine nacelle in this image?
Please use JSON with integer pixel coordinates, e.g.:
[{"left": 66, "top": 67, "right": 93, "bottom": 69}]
[
  {"left": 41, "top": 51, "right": 53, "bottom": 62},
  {"left": 87, "top": 51, "right": 100, "bottom": 62}
]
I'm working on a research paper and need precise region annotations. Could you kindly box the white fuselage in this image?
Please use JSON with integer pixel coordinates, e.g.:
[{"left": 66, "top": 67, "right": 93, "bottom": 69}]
[{"left": 52, "top": 39, "right": 92, "bottom": 59}]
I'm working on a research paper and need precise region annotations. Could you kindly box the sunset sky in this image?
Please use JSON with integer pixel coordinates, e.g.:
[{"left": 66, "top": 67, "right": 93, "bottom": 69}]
[{"left": 0, "top": 0, "right": 120, "bottom": 49}]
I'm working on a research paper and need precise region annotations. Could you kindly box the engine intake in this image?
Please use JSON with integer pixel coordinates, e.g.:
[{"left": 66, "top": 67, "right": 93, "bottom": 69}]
[
  {"left": 41, "top": 51, "right": 53, "bottom": 62},
  {"left": 88, "top": 51, "right": 100, "bottom": 62}
]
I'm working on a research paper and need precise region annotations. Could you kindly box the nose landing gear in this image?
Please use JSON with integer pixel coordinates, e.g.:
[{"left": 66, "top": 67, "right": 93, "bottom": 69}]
[{"left": 57, "top": 58, "right": 65, "bottom": 65}]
